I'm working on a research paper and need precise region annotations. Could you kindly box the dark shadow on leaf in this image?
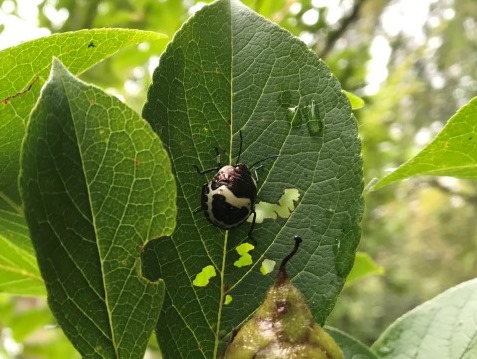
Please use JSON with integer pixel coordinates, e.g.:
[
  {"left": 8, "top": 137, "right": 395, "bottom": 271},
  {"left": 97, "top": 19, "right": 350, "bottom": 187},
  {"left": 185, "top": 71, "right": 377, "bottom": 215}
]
[{"left": 141, "top": 236, "right": 170, "bottom": 282}]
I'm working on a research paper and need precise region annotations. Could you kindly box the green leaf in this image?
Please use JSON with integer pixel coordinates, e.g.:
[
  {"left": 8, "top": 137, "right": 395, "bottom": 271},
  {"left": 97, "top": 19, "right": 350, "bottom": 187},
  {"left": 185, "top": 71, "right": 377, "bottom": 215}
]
[
  {"left": 327, "top": 327, "right": 378, "bottom": 359},
  {"left": 142, "top": 0, "right": 363, "bottom": 358},
  {"left": 19, "top": 58, "right": 176, "bottom": 358},
  {"left": 0, "top": 209, "right": 45, "bottom": 296},
  {"left": 374, "top": 96, "right": 477, "bottom": 189},
  {"left": 0, "top": 28, "right": 166, "bottom": 203},
  {"left": 372, "top": 278, "right": 477, "bottom": 359},
  {"left": 346, "top": 252, "right": 384, "bottom": 286},
  {"left": 342, "top": 90, "right": 365, "bottom": 110},
  {"left": 7, "top": 305, "right": 52, "bottom": 342}
]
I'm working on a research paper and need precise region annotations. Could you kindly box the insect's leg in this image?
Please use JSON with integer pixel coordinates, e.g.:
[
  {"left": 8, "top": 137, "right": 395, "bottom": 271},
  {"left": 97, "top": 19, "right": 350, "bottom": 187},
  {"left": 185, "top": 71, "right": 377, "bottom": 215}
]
[
  {"left": 193, "top": 165, "right": 220, "bottom": 175},
  {"left": 193, "top": 184, "right": 208, "bottom": 214},
  {"left": 235, "top": 130, "right": 243, "bottom": 165},
  {"left": 247, "top": 210, "right": 257, "bottom": 245},
  {"left": 214, "top": 147, "right": 222, "bottom": 168},
  {"left": 194, "top": 147, "right": 222, "bottom": 174},
  {"left": 253, "top": 165, "right": 264, "bottom": 183}
]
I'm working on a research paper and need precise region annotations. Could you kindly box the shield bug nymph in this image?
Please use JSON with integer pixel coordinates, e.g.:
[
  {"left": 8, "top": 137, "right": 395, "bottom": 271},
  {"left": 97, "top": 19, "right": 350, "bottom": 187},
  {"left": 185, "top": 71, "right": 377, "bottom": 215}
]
[{"left": 194, "top": 131, "right": 278, "bottom": 240}]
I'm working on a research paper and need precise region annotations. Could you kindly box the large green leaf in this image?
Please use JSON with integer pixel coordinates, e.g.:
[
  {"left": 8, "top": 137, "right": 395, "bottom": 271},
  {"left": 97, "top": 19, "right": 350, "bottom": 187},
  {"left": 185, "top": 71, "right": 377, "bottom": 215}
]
[
  {"left": 142, "top": 0, "right": 363, "bottom": 357},
  {"left": 0, "top": 209, "right": 44, "bottom": 295},
  {"left": 0, "top": 28, "right": 166, "bottom": 204},
  {"left": 375, "top": 96, "right": 477, "bottom": 189},
  {"left": 372, "top": 278, "right": 477, "bottom": 359},
  {"left": 20, "top": 58, "right": 176, "bottom": 358}
]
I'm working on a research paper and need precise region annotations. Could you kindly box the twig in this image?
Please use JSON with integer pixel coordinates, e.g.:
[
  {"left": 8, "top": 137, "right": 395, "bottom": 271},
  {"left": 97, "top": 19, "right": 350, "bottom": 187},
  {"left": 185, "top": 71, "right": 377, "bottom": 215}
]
[{"left": 319, "top": 0, "right": 367, "bottom": 58}]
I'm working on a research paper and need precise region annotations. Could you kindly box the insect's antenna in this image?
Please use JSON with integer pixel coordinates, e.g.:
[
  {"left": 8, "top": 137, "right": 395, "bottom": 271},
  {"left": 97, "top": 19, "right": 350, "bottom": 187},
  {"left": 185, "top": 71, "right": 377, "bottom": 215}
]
[
  {"left": 235, "top": 130, "right": 243, "bottom": 165},
  {"left": 249, "top": 154, "right": 279, "bottom": 169}
]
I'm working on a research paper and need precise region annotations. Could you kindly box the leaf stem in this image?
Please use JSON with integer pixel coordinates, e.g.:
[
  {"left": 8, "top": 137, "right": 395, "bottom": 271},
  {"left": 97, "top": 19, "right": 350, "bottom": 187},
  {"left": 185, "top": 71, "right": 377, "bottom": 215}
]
[
  {"left": 277, "top": 235, "right": 303, "bottom": 284},
  {"left": 213, "top": 232, "right": 229, "bottom": 359}
]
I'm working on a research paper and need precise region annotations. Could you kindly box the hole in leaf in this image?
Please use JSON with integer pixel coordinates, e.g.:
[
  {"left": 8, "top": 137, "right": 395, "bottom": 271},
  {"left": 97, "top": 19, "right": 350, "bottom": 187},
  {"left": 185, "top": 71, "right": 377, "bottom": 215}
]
[
  {"left": 260, "top": 259, "right": 276, "bottom": 275},
  {"left": 224, "top": 295, "right": 233, "bottom": 305},
  {"left": 248, "top": 188, "right": 300, "bottom": 224},
  {"left": 141, "top": 236, "right": 171, "bottom": 282},
  {"left": 234, "top": 242, "right": 255, "bottom": 268},
  {"left": 192, "top": 265, "right": 216, "bottom": 287}
]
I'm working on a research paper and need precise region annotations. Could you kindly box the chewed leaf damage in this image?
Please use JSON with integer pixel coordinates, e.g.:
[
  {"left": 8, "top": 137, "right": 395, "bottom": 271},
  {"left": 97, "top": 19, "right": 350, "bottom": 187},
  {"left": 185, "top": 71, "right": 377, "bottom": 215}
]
[
  {"left": 260, "top": 259, "right": 276, "bottom": 275},
  {"left": 234, "top": 242, "right": 255, "bottom": 268},
  {"left": 193, "top": 265, "right": 217, "bottom": 287},
  {"left": 248, "top": 188, "right": 300, "bottom": 224}
]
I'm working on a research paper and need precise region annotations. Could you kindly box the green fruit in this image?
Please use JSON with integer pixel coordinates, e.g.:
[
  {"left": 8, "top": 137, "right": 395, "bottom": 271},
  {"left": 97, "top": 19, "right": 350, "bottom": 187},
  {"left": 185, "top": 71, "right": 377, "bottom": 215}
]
[{"left": 223, "top": 236, "right": 344, "bottom": 359}]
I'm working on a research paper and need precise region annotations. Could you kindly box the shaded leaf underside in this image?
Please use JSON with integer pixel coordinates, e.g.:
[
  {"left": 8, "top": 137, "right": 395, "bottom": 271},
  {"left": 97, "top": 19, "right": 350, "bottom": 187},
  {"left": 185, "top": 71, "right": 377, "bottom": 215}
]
[{"left": 20, "top": 59, "right": 176, "bottom": 358}]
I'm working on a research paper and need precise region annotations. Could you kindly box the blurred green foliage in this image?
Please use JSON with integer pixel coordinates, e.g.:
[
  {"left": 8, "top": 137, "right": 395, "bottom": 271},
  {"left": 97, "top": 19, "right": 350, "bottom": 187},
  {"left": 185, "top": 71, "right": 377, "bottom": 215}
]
[{"left": 1, "top": 0, "right": 477, "bottom": 356}]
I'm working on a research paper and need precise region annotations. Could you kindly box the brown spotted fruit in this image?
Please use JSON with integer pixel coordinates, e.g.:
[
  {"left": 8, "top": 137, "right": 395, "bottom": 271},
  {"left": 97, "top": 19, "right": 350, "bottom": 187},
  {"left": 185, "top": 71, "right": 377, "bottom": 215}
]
[{"left": 223, "top": 236, "right": 344, "bottom": 359}]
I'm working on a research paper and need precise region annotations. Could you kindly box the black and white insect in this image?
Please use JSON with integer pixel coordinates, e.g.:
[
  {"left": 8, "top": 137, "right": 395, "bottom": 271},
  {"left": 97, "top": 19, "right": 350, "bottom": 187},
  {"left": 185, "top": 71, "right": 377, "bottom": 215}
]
[{"left": 194, "top": 132, "right": 277, "bottom": 239}]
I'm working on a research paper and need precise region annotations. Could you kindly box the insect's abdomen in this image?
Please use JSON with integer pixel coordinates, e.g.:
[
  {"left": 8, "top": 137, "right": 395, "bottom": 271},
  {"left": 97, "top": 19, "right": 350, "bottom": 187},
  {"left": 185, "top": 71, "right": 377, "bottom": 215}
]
[{"left": 201, "top": 164, "right": 257, "bottom": 230}]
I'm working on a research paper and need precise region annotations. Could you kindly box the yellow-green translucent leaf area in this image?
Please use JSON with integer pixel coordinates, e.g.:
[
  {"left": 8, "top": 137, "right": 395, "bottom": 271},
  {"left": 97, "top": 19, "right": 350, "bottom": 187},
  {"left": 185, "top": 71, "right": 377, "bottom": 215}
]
[
  {"left": 375, "top": 96, "right": 477, "bottom": 189},
  {"left": 0, "top": 209, "right": 45, "bottom": 296},
  {"left": 342, "top": 90, "right": 365, "bottom": 110},
  {"left": 193, "top": 265, "right": 217, "bottom": 287},
  {"left": 141, "top": 0, "right": 363, "bottom": 358},
  {"left": 372, "top": 279, "right": 477, "bottom": 359},
  {"left": 260, "top": 259, "right": 276, "bottom": 275},
  {"left": 224, "top": 295, "right": 233, "bottom": 305},
  {"left": 346, "top": 252, "right": 384, "bottom": 286},
  {"left": 19, "top": 59, "right": 176, "bottom": 358},
  {"left": 234, "top": 243, "right": 255, "bottom": 268},
  {"left": 0, "top": 28, "right": 166, "bottom": 199},
  {"left": 248, "top": 188, "right": 300, "bottom": 224}
]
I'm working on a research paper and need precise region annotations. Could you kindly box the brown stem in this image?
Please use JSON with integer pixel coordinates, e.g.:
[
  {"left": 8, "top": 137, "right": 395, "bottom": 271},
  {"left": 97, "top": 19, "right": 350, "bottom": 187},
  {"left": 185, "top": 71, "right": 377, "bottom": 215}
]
[{"left": 277, "top": 235, "right": 303, "bottom": 284}]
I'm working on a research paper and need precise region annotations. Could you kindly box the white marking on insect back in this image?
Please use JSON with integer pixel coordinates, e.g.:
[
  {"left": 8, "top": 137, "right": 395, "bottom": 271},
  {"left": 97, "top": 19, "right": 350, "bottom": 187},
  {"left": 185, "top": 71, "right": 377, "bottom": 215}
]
[
  {"left": 206, "top": 183, "right": 252, "bottom": 228},
  {"left": 209, "top": 185, "right": 251, "bottom": 208}
]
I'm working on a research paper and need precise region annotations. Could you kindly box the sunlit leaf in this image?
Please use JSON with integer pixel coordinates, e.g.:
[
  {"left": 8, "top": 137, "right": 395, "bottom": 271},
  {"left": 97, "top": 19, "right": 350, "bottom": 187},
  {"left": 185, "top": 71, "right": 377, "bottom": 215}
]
[
  {"left": 346, "top": 251, "right": 384, "bottom": 286},
  {"left": 142, "top": 0, "right": 363, "bottom": 357},
  {"left": 7, "top": 304, "right": 51, "bottom": 342},
  {"left": 0, "top": 28, "right": 166, "bottom": 203},
  {"left": 0, "top": 209, "right": 44, "bottom": 296},
  {"left": 343, "top": 90, "right": 365, "bottom": 110},
  {"left": 375, "top": 96, "right": 477, "bottom": 189},
  {"left": 20, "top": 58, "right": 176, "bottom": 358}
]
